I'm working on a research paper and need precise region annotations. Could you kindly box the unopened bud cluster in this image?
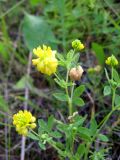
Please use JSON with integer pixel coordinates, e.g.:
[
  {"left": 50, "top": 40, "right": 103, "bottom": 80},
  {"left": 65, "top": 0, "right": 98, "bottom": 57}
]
[
  {"left": 88, "top": 65, "right": 102, "bottom": 73},
  {"left": 72, "top": 39, "right": 84, "bottom": 51},
  {"left": 105, "top": 55, "right": 118, "bottom": 66}
]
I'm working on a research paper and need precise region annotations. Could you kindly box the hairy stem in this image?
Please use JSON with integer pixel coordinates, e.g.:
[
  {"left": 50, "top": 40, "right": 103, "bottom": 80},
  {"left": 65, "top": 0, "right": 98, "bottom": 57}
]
[{"left": 65, "top": 70, "right": 73, "bottom": 116}]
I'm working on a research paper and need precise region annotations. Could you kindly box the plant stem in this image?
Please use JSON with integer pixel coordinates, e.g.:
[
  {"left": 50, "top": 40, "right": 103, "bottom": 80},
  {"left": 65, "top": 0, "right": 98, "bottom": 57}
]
[
  {"left": 84, "top": 143, "right": 90, "bottom": 160},
  {"left": 31, "top": 129, "right": 40, "bottom": 138},
  {"left": 97, "top": 109, "right": 114, "bottom": 134},
  {"left": 111, "top": 66, "right": 116, "bottom": 110},
  {"left": 71, "top": 83, "right": 75, "bottom": 100},
  {"left": 69, "top": 83, "right": 75, "bottom": 117},
  {"left": 54, "top": 73, "right": 61, "bottom": 81},
  {"left": 112, "top": 88, "right": 116, "bottom": 110},
  {"left": 111, "top": 66, "right": 113, "bottom": 80},
  {"left": 54, "top": 72, "right": 73, "bottom": 116},
  {"left": 65, "top": 70, "right": 73, "bottom": 116}
]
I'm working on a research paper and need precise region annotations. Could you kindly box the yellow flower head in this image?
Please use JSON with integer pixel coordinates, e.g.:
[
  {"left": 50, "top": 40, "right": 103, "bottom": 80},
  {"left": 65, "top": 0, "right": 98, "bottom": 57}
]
[
  {"left": 13, "top": 110, "right": 36, "bottom": 136},
  {"left": 32, "top": 45, "right": 58, "bottom": 75},
  {"left": 105, "top": 55, "right": 118, "bottom": 66},
  {"left": 72, "top": 39, "right": 84, "bottom": 51}
]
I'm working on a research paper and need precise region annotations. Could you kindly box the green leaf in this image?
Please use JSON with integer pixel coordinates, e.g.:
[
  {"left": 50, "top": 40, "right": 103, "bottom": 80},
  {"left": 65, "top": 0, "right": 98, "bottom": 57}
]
[
  {"left": 98, "top": 134, "right": 109, "bottom": 142},
  {"left": 22, "top": 13, "right": 57, "bottom": 50},
  {"left": 78, "top": 127, "right": 91, "bottom": 141},
  {"left": 0, "top": 95, "right": 9, "bottom": 112},
  {"left": 73, "top": 85, "right": 85, "bottom": 98},
  {"left": 38, "top": 141, "right": 46, "bottom": 150},
  {"left": 51, "top": 131, "right": 62, "bottom": 138},
  {"left": 67, "top": 50, "right": 74, "bottom": 60},
  {"left": 103, "top": 85, "right": 111, "bottom": 96},
  {"left": 72, "top": 53, "right": 80, "bottom": 66},
  {"left": 90, "top": 118, "right": 98, "bottom": 135},
  {"left": 55, "top": 0, "right": 66, "bottom": 15},
  {"left": 73, "top": 97, "right": 85, "bottom": 107},
  {"left": 38, "top": 119, "right": 47, "bottom": 131},
  {"left": 113, "top": 68, "right": 120, "bottom": 82},
  {"left": 92, "top": 42, "right": 105, "bottom": 65},
  {"left": 53, "top": 92, "right": 68, "bottom": 101},
  {"left": 54, "top": 78, "right": 64, "bottom": 88},
  {"left": 56, "top": 53, "right": 65, "bottom": 61},
  {"left": 73, "top": 116, "right": 86, "bottom": 127},
  {"left": 13, "top": 75, "right": 33, "bottom": 90},
  {"left": 54, "top": 78, "right": 73, "bottom": 88},
  {"left": 28, "top": 132, "right": 39, "bottom": 141},
  {"left": 75, "top": 144, "right": 85, "bottom": 158},
  {"left": 115, "top": 94, "right": 120, "bottom": 106},
  {"left": 0, "top": 42, "right": 9, "bottom": 60},
  {"left": 105, "top": 68, "right": 110, "bottom": 81},
  {"left": 56, "top": 53, "right": 66, "bottom": 67},
  {"left": 47, "top": 115, "right": 54, "bottom": 131},
  {"left": 57, "top": 123, "right": 68, "bottom": 133},
  {"left": 29, "top": 0, "right": 42, "bottom": 6},
  {"left": 66, "top": 50, "right": 75, "bottom": 69}
]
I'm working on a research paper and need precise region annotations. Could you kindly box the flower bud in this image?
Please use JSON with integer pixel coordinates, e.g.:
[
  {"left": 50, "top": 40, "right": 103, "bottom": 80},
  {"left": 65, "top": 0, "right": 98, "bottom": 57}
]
[
  {"left": 41, "top": 133, "right": 48, "bottom": 139},
  {"left": 30, "top": 123, "right": 36, "bottom": 129},
  {"left": 73, "top": 127, "right": 77, "bottom": 131},
  {"left": 31, "top": 117, "right": 36, "bottom": 123},
  {"left": 94, "top": 65, "right": 102, "bottom": 72},
  {"left": 88, "top": 65, "right": 102, "bottom": 73},
  {"left": 105, "top": 55, "right": 118, "bottom": 66},
  {"left": 72, "top": 39, "right": 84, "bottom": 51},
  {"left": 69, "top": 66, "right": 84, "bottom": 81}
]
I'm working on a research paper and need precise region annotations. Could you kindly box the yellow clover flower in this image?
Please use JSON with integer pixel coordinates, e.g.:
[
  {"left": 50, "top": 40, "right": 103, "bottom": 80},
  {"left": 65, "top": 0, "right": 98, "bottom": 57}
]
[
  {"left": 105, "top": 55, "right": 118, "bottom": 66},
  {"left": 13, "top": 110, "right": 36, "bottom": 136},
  {"left": 72, "top": 39, "right": 84, "bottom": 51},
  {"left": 32, "top": 45, "right": 58, "bottom": 75}
]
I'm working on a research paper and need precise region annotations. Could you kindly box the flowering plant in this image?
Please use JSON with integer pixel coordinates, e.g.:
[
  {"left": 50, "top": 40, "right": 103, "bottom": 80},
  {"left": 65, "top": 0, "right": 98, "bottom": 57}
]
[{"left": 13, "top": 40, "right": 120, "bottom": 160}]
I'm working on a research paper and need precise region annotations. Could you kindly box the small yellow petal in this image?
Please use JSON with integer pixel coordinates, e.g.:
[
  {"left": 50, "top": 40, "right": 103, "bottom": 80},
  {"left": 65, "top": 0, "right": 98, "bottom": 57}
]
[
  {"left": 30, "top": 123, "right": 36, "bottom": 129},
  {"left": 31, "top": 117, "right": 36, "bottom": 123}
]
